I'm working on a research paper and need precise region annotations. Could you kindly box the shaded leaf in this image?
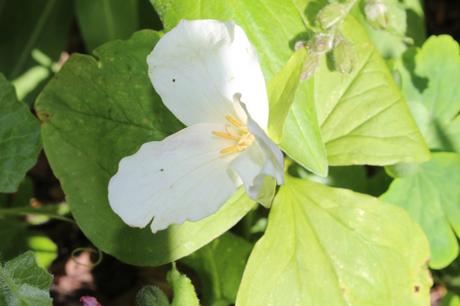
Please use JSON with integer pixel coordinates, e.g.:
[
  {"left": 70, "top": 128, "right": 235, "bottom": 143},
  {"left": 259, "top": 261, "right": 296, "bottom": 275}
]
[
  {"left": 136, "top": 286, "right": 169, "bottom": 306},
  {"left": 0, "top": 74, "right": 40, "bottom": 193},
  {"left": 0, "top": 0, "right": 73, "bottom": 79},
  {"left": 76, "top": 0, "right": 140, "bottom": 51},
  {"left": 0, "top": 251, "right": 53, "bottom": 306},
  {"left": 181, "top": 232, "right": 252, "bottom": 306}
]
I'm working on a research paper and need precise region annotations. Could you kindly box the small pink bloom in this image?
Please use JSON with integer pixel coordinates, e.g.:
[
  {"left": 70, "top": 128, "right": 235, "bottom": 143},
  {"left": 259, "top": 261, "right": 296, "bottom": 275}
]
[{"left": 80, "top": 296, "right": 101, "bottom": 306}]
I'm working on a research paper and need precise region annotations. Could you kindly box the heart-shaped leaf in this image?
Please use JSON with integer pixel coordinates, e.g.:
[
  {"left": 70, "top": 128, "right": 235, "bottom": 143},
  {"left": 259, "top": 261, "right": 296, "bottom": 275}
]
[
  {"left": 381, "top": 152, "right": 460, "bottom": 269},
  {"left": 237, "top": 177, "right": 432, "bottom": 306}
]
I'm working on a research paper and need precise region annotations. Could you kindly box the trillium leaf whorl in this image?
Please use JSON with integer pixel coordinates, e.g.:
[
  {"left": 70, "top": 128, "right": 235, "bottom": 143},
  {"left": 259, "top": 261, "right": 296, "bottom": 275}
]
[{"left": 108, "top": 19, "right": 284, "bottom": 233}]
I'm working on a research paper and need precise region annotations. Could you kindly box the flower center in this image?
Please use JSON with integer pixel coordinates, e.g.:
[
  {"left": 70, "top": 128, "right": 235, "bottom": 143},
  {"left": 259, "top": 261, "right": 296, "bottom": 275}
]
[{"left": 212, "top": 115, "right": 255, "bottom": 155}]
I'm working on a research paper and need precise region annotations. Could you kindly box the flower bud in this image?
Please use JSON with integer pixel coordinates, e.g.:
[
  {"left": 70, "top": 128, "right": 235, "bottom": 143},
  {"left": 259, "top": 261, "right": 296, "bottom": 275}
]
[
  {"left": 301, "top": 52, "right": 320, "bottom": 80},
  {"left": 364, "top": 0, "right": 389, "bottom": 30},
  {"left": 332, "top": 36, "right": 355, "bottom": 74},
  {"left": 310, "top": 33, "right": 335, "bottom": 55},
  {"left": 316, "top": 3, "right": 346, "bottom": 30}
]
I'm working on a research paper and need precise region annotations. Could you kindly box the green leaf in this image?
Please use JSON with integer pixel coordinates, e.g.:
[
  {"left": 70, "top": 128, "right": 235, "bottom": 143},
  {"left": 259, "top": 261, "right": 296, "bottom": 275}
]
[
  {"left": 0, "top": 220, "right": 27, "bottom": 260},
  {"left": 181, "top": 232, "right": 252, "bottom": 306},
  {"left": 167, "top": 266, "right": 200, "bottom": 306},
  {"left": 268, "top": 48, "right": 307, "bottom": 142},
  {"left": 26, "top": 236, "right": 57, "bottom": 269},
  {"left": 313, "top": 17, "right": 430, "bottom": 165},
  {"left": 0, "top": 74, "right": 41, "bottom": 193},
  {"left": 0, "top": 220, "right": 58, "bottom": 268},
  {"left": 442, "top": 293, "right": 460, "bottom": 306},
  {"left": 0, "top": 251, "right": 53, "bottom": 306},
  {"left": 76, "top": 0, "right": 140, "bottom": 51},
  {"left": 237, "top": 177, "right": 432, "bottom": 306},
  {"left": 355, "top": 0, "right": 425, "bottom": 59},
  {"left": 381, "top": 152, "right": 460, "bottom": 269},
  {"left": 136, "top": 285, "right": 170, "bottom": 306},
  {"left": 36, "top": 30, "right": 255, "bottom": 266},
  {"left": 396, "top": 35, "right": 460, "bottom": 152},
  {"left": 152, "top": 0, "right": 328, "bottom": 176},
  {"left": 0, "top": 0, "right": 73, "bottom": 79}
]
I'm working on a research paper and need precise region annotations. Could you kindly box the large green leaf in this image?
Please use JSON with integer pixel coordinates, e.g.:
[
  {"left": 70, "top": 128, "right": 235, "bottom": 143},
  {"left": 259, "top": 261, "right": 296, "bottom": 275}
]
[
  {"left": 0, "top": 74, "right": 40, "bottom": 193},
  {"left": 181, "top": 232, "right": 252, "bottom": 306},
  {"left": 152, "top": 0, "right": 328, "bottom": 176},
  {"left": 396, "top": 35, "right": 460, "bottom": 152},
  {"left": 36, "top": 30, "right": 255, "bottom": 266},
  {"left": 313, "top": 17, "right": 430, "bottom": 165},
  {"left": 237, "top": 177, "right": 431, "bottom": 306},
  {"left": 75, "top": 0, "right": 140, "bottom": 51},
  {"left": 0, "top": 0, "right": 73, "bottom": 79},
  {"left": 381, "top": 152, "right": 460, "bottom": 269},
  {"left": 0, "top": 251, "right": 53, "bottom": 306}
]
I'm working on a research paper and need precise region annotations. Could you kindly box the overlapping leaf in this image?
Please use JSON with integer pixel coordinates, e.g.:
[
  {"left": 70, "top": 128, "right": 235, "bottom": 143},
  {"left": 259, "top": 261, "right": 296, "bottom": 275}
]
[
  {"left": 313, "top": 17, "right": 430, "bottom": 165},
  {"left": 237, "top": 177, "right": 432, "bottom": 306},
  {"left": 0, "top": 0, "right": 73, "bottom": 79},
  {"left": 0, "top": 74, "right": 41, "bottom": 193},
  {"left": 381, "top": 153, "right": 460, "bottom": 269},
  {"left": 76, "top": 0, "right": 140, "bottom": 50},
  {"left": 0, "top": 251, "right": 53, "bottom": 306},
  {"left": 181, "top": 232, "right": 252, "bottom": 306},
  {"left": 36, "top": 30, "right": 255, "bottom": 266},
  {"left": 396, "top": 35, "right": 460, "bottom": 152}
]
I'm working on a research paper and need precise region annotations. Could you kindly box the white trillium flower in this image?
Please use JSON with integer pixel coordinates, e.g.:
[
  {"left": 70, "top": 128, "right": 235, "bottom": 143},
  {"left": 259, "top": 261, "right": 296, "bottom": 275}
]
[{"left": 108, "top": 19, "right": 284, "bottom": 233}]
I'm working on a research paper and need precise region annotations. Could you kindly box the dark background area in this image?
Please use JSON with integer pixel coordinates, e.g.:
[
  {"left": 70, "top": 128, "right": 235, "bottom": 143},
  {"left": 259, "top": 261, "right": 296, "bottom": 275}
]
[{"left": 425, "top": 0, "right": 460, "bottom": 40}]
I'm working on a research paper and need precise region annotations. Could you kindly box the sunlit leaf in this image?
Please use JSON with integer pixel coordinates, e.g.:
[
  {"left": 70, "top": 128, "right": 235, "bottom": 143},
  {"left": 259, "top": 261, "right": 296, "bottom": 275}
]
[
  {"left": 313, "top": 17, "right": 430, "bottom": 165},
  {"left": 237, "top": 177, "right": 432, "bottom": 306},
  {"left": 381, "top": 152, "right": 460, "bottom": 269}
]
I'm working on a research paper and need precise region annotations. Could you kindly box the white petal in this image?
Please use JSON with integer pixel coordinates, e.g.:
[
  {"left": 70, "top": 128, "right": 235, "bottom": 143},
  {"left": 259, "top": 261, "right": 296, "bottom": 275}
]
[
  {"left": 229, "top": 105, "right": 284, "bottom": 204},
  {"left": 108, "top": 124, "right": 240, "bottom": 233},
  {"left": 147, "top": 19, "right": 269, "bottom": 128}
]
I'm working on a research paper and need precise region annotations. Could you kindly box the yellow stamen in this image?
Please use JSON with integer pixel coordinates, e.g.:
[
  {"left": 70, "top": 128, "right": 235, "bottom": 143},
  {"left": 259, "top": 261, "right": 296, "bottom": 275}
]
[
  {"left": 212, "top": 114, "right": 255, "bottom": 156},
  {"left": 212, "top": 131, "right": 239, "bottom": 141},
  {"left": 220, "top": 145, "right": 243, "bottom": 155},
  {"left": 225, "top": 115, "right": 245, "bottom": 129}
]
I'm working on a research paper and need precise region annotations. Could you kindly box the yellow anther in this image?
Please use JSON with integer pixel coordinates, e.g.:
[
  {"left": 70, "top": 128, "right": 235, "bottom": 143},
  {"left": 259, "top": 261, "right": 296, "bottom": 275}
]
[
  {"left": 225, "top": 115, "right": 245, "bottom": 129},
  {"left": 220, "top": 145, "right": 243, "bottom": 155},
  {"left": 212, "top": 131, "right": 239, "bottom": 141},
  {"left": 212, "top": 114, "right": 255, "bottom": 156}
]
